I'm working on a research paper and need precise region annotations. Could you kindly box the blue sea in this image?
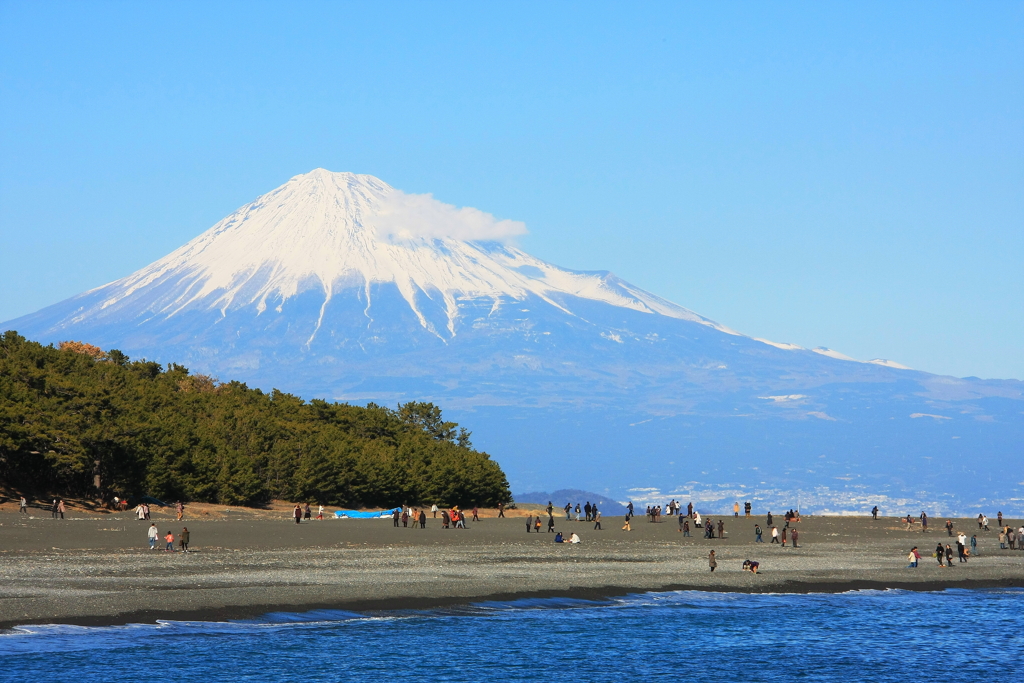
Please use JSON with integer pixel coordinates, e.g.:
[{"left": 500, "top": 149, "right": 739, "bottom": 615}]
[{"left": 2, "top": 588, "right": 1022, "bottom": 681}]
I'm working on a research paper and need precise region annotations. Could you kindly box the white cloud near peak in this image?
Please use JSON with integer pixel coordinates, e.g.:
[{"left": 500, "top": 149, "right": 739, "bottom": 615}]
[{"left": 374, "top": 190, "right": 527, "bottom": 242}]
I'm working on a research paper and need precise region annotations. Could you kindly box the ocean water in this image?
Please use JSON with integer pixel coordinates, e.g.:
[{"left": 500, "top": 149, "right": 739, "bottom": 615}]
[{"left": 2, "top": 588, "right": 1022, "bottom": 681}]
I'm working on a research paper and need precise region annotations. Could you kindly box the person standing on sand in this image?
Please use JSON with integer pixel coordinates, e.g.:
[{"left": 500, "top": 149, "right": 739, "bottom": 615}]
[
  {"left": 419, "top": 510, "right": 426, "bottom": 529},
  {"left": 945, "top": 520, "right": 953, "bottom": 536},
  {"left": 180, "top": 527, "right": 190, "bottom": 552},
  {"left": 472, "top": 507, "right": 480, "bottom": 522},
  {"left": 176, "top": 501, "right": 184, "bottom": 521},
  {"left": 622, "top": 514, "right": 631, "bottom": 531},
  {"left": 907, "top": 547, "right": 920, "bottom": 568},
  {"left": 293, "top": 505, "right": 302, "bottom": 524},
  {"left": 526, "top": 515, "right": 533, "bottom": 533},
  {"left": 734, "top": 502, "right": 740, "bottom": 517},
  {"left": 944, "top": 544, "right": 954, "bottom": 567},
  {"left": 771, "top": 526, "right": 779, "bottom": 544},
  {"left": 164, "top": 530, "right": 174, "bottom": 551},
  {"left": 148, "top": 523, "right": 159, "bottom": 550},
  {"left": 982, "top": 515, "right": 989, "bottom": 531},
  {"left": 957, "top": 538, "right": 966, "bottom": 562},
  {"left": 791, "top": 529, "right": 799, "bottom": 548},
  {"left": 317, "top": 505, "right": 324, "bottom": 520},
  {"left": 718, "top": 519, "right": 725, "bottom": 539},
  {"left": 755, "top": 524, "right": 763, "bottom": 542},
  {"left": 766, "top": 511, "right": 773, "bottom": 527},
  {"left": 432, "top": 504, "right": 439, "bottom": 518},
  {"left": 687, "top": 502, "right": 693, "bottom": 518},
  {"left": 57, "top": 498, "right": 65, "bottom": 519},
  {"left": 535, "top": 516, "right": 543, "bottom": 533},
  {"left": 678, "top": 514, "right": 686, "bottom": 533},
  {"left": 935, "top": 542, "right": 945, "bottom": 566},
  {"left": 548, "top": 515, "right": 555, "bottom": 533},
  {"left": 51, "top": 499, "right": 58, "bottom": 519},
  {"left": 594, "top": 510, "right": 602, "bottom": 530},
  {"left": 997, "top": 511, "right": 1003, "bottom": 528},
  {"left": 781, "top": 528, "right": 787, "bottom": 547},
  {"left": 393, "top": 509, "right": 401, "bottom": 527},
  {"left": 19, "top": 496, "right": 27, "bottom": 513},
  {"left": 872, "top": 506, "right": 879, "bottom": 520},
  {"left": 920, "top": 512, "right": 927, "bottom": 532},
  {"left": 441, "top": 509, "right": 450, "bottom": 529},
  {"left": 709, "top": 550, "right": 717, "bottom": 572},
  {"left": 971, "top": 535, "right": 978, "bottom": 556}
]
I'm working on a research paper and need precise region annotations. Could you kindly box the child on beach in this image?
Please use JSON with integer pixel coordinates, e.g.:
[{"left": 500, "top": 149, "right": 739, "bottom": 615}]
[{"left": 165, "top": 531, "right": 175, "bottom": 552}]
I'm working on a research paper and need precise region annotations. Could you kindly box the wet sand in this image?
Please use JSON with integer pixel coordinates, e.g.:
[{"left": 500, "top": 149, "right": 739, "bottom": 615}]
[{"left": 1, "top": 501, "right": 1021, "bottom": 630}]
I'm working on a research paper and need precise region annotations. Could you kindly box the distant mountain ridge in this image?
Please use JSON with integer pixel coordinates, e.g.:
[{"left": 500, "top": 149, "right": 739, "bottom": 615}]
[{"left": 5, "top": 169, "right": 1023, "bottom": 514}]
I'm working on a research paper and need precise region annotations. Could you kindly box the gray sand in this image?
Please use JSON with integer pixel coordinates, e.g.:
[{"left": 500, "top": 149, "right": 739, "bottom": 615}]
[{"left": 1, "top": 505, "right": 1021, "bottom": 629}]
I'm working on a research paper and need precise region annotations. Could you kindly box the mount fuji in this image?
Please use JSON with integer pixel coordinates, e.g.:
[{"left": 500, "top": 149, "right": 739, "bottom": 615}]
[{"left": 6, "top": 170, "right": 1023, "bottom": 514}]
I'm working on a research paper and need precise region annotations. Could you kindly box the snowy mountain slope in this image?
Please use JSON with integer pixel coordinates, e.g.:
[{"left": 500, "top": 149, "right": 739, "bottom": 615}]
[{"left": 5, "top": 169, "right": 1023, "bottom": 514}]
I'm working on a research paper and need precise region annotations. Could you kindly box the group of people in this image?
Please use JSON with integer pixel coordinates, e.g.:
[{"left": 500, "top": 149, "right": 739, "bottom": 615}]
[
  {"left": 391, "top": 505, "right": 472, "bottom": 529},
  {"left": 292, "top": 503, "right": 325, "bottom": 523},
  {"left": 146, "top": 522, "right": 190, "bottom": 552},
  {"left": 562, "top": 501, "right": 601, "bottom": 522},
  {"left": 553, "top": 531, "right": 581, "bottom": 544}
]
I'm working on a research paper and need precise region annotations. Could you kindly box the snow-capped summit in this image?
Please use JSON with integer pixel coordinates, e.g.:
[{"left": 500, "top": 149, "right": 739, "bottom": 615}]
[{"left": 61, "top": 169, "right": 729, "bottom": 345}]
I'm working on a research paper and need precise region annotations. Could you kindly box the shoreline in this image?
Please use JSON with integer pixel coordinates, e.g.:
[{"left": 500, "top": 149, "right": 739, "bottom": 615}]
[
  {"left": 2, "top": 505, "right": 1021, "bottom": 632},
  {"left": 4, "top": 577, "right": 1023, "bottom": 632}
]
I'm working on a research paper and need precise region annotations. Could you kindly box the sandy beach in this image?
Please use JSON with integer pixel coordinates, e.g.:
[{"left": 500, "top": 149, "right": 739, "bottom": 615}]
[{"left": 1, "top": 501, "right": 1021, "bottom": 630}]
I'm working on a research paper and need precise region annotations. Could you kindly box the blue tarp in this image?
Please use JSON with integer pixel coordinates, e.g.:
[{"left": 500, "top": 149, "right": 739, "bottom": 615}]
[{"left": 334, "top": 508, "right": 400, "bottom": 519}]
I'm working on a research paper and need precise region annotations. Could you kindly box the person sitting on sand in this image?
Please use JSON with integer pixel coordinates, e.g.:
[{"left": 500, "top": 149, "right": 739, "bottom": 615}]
[
  {"left": 742, "top": 559, "right": 759, "bottom": 574},
  {"left": 568, "top": 532, "right": 581, "bottom": 544},
  {"left": 554, "top": 532, "right": 564, "bottom": 543}
]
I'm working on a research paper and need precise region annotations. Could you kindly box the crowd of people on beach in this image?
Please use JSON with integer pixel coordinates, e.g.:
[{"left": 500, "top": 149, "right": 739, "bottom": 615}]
[{"left": 902, "top": 510, "right": 1021, "bottom": 568}]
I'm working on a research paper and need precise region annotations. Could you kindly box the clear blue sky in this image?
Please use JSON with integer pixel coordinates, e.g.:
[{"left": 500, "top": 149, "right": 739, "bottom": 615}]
[{"left": 1, "top": 2, "right": 1021, "bottom": 379}]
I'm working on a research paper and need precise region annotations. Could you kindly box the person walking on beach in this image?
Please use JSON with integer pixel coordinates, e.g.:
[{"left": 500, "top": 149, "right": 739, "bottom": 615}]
[
  {"left": 781, "top": 528, "right": 787, "bottom": 547},
  {"left": 872, "top": 506, "right": 879, "bottom": 520},
  {"left": 766, "top": 511, "right": 773, "bottom": 527},
  {"left": 472, "top": 507, "right": 480, "bottom": 522},
  {"left": 755, "top": 524, "right": 763, "bottom": 542},
  {"left": 982, "top": 515, "right": 989, "bottom": 531},
  {"left": 920, "top": 512, "right": 927, "bottom": 532},
  {"left": 317, "top": 505, "right": 324, "bottom": 520},
  {"left": 594, "top": 510, "right": 602, "bottom": 530},
  {"left": 791, "top": 529, "right": 799, "bottom": 548},
  {"left": 970, "top": 535, "right": 979, "bottom": 557},
  {"left": 57, "top": 498, "right": 65, "bottom": 519},
  {"left": 935, "top": 542, "right": 945, "bottom": 566},
  {"left": 164, "top": 530, "right": 175, "bottom": 552},
  {"left": 945, "top": 520, "right": 953, "bottom": 536},
  {"left": 497, "top": 502, "right": 505, "bottom": 518},
  {"left": 957, "top": 538, "right": 967, "bottom": 562},
  {"left": 179, "top": 527, "right": 190, "bottom": 552},
  {"left": 19, "top": 496, "right": 27, "bottom": 513},
  {"left": 393, "top": 509, "right": 401, "bottom": 527},
  {"left": 718, "top": 519, "right": 725, "bottom": 539},
  {"left": 907, "top": 547, "right": 920, "bottom": 568},
  {"left": 148, "top": 523, "right": 158, "bottom": 550},
  {"left": 709, "top": 550, "right": 717, "bottom": 572},
  {"left": 431, "top": 504, "right": 439, "bottom": 518},
  {"left": 441, "top": 509, "right": 450, "bottom": 529},
  {"left": 547, "top": 515, "right": 555, "bottom": 533},
  {"left": 293, "top": 504, "right": 302, "bottom": 524},
  {"left": 678, "top": 514, "right": 686, "bottom": 533},
  {"left": 303, "top": 503, "right": 311, "bottom": 521},
  {"left": 534, "top": 516, "right": 543, "bottom": 533},
  {"left": 176, "top": 501, "right": 184, "bottom": 521},
  {"left": 944, "top": 544, "right": 954, "bottom": 567},
  {"left": 622, "top": 514, "right": 632, "bottom": 531},
  {"left": 771, "top": 526, "right": 779, "bottom": 543},
  {"left": 997, "top": 511, "right": 1003, "bottom": 528}
]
